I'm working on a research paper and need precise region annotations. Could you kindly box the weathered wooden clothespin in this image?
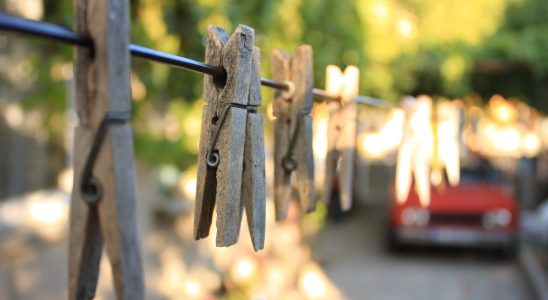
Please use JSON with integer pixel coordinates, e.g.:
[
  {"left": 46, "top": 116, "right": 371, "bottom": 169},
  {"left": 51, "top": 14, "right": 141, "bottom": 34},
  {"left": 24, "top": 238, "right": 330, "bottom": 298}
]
[
  {"left": 271, "top": 46, "right": 315, "bottom": 221},
  {"left": 194, "top": 25, "right": 266, "bottom": 251},
  {"left": 324, "top": 65, "right": 359, "bottom": 211},
  {"left": 69, "top": 0, "right": 144, "bottom": 299}
]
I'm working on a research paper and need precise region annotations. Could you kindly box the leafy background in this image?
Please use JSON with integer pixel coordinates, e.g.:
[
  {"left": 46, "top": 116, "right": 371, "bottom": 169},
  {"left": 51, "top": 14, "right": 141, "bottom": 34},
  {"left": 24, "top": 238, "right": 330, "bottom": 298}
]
[{"left": 1, "top": 0, "right": 548, "bottom": 170}]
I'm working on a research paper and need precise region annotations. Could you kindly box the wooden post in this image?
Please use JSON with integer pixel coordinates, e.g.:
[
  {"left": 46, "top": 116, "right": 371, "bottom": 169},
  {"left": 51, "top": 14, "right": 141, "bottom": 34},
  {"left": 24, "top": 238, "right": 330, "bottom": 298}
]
[{"left": 69, "top": 0, "right": 144, "bottom": 299}]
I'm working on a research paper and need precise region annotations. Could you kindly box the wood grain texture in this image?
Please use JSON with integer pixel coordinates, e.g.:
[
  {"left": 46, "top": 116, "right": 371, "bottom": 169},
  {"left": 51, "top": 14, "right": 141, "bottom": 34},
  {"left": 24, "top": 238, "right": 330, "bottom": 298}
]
[
  {"left": 292, "top": 46, "right": 315, "bottom": 213},
  {"left": 194, "top": 26, "right": 228, "bottom": 240},
  {"left": 215, "top": 25, "right": 253, "bottom": 246},
  {"left": 195, "top": 25, "right": 256, "bottom": 247},
  {"left": 70, "top": 0, "right": 144, "bottom": 299},
  {"left": 248, "top": 46, "right": 262, "bottom": 107},
  {"left": 323, "top": 66, "right": 340, "bottom": 211},
  {"left": 242, "top": 47, "right": 265, "bottom": 251},
  {"left": 69, "top": 128, "right": 102, "bottom": 300},
  {"left": 272, "top": 45, "right": 315, "bottom": 221},
  {"left": 324, "top": 65, "right": 359, "bottom": 211},
  {"left": 220, "top": 25, "right": 254, "bottom": 106},
  {"left": 272, "top": 49, "right": 292, "bottom": 221},
  {"left": 337, "top": 102, "right": 358, "bottom": 210},
  {"left": 295, "top": 115, "right": 315, "bottom": 212},
  {"left": 243, "top": 113, "right": 265, "bottom": 250},
  {"left": 194, "top": 103, "right": 216, "bottom": 239},
  {"left": 215, "top": 107, "right": 247, "bottom": 246}
]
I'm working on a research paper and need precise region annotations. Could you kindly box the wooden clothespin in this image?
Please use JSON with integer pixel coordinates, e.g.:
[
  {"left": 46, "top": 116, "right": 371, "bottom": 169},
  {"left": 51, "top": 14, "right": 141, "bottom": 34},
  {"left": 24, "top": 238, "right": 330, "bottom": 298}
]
[
  {"left": 69, "top": 0, "right": 144, "bottom": 299},
  {"left": 431, "top": 101, "right": 460, "bottom": 188},
  {"left": 271, "top": 45, "right": 315, "bottom": 221},
  {"left": 194, "top": 25, "right": 266, "bottom": 251},
  {"left": 324, "top": 65, "right": 359, "bottom": 211},
  {"left": 396, "top": 95, "right": 433, "bottom": 207}
]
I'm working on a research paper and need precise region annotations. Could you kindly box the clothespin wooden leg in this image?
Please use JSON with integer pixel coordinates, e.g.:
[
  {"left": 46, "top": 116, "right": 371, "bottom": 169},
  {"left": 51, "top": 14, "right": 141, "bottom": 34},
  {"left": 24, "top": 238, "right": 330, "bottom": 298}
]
[
  {"left": 395, "top": 142, "right": 412, "bottom": 203},
  {"left": 273, "top": 113, "right": 292, "bottom": 220},
  {"left": 242, "top": 46, "right": 266, "bottom": 251},
  {"left": 195, "top": 27, "right": 228, "bottom": 237},
  {"left": 243, "top": 114, "right": 265, "bottom": 250},
  {"left": 292, "top": 47, "right": 315, "bottom": 214},
  {"left": 324, "top": 112, "right": 339, "bottom": 209},
  {"left": 212, "top": 25, "right": 251, "bottom": 246},
  {"left": 337, "top": 102, "right": 358, "bottom": 210},
  {"left": 272, "top": 48, "right": 292, "bottom": 220},
  {"left": 215, "top": 106, "right": 247, "bottom": 245},
  {"left": 272, "top": 45, "right": 315, "bottom": 221},
  {"left": 69, "top": 140, "right": 102, "bottom": 298},
  {"left": 324, "top": 65, "right": 359, "bottom": 211},
  {"left": 194, "top": 25, "right": 238, "bottom": 243},
  {"left": 70, "top": 0, "right": 144, "bottom": 299},
  {"left": 194, "top": 103, "right": 217, "bottom": 240}
]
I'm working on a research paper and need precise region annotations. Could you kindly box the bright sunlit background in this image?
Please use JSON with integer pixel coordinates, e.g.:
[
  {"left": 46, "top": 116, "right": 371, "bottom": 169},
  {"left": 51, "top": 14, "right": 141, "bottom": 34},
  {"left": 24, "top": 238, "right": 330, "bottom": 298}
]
[{"left": 1, "top": 0, "right": 548, "bottom": 299}]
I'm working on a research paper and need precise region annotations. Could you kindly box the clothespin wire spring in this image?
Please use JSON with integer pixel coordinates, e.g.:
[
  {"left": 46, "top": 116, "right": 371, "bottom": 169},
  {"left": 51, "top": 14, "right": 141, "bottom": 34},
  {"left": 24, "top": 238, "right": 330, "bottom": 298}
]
[
  {"left": 80, "top": 111, "right": 132, "bottom": 204},
  {"left": 281, "top": 110, "right": 307, "bottom": 173},
  {"left": 205, "top": 102, "right": 257, "bottom": 168}
]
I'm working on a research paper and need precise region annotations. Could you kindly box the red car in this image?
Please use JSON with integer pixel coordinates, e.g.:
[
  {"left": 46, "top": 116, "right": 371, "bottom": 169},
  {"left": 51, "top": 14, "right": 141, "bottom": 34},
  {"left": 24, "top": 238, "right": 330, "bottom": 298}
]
[{"left": 388, "top": 165, "right": 519, "bottom": 255}]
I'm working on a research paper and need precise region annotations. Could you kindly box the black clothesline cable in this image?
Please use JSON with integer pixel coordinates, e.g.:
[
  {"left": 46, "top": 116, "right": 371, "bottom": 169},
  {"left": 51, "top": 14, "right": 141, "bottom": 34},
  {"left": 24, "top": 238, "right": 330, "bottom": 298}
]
[{"left": 0, "top": 12, "right": 394, "bottom": 106}]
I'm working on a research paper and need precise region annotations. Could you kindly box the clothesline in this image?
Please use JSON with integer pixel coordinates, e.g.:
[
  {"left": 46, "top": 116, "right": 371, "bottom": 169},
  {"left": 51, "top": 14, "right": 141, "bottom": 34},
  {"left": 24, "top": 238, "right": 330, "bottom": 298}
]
[{"left": 0, "top": 12, "right": 394, "bottom": 107}]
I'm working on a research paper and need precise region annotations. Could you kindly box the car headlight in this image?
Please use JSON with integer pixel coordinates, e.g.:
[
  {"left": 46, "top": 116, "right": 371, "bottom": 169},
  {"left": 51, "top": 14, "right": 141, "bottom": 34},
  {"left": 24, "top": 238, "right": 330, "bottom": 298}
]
[
  {"left": 483, "top": 209, "right": 511, "bottom": 229},
  {"left": 401, "top": 208, "right": 430, "bottom": 226}
]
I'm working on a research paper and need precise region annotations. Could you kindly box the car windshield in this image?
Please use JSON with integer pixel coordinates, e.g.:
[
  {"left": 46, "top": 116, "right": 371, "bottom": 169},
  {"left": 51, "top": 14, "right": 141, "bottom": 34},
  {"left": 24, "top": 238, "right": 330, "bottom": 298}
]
[{"left": 459, "top": 159, "right": 504, "bottom": 185}]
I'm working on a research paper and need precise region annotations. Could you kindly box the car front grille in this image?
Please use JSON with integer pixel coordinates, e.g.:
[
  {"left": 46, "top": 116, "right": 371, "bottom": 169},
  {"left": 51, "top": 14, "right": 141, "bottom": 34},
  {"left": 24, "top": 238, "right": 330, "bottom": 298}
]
[{"left": 428, "top": 213, "right": 483, "bottom": 226}]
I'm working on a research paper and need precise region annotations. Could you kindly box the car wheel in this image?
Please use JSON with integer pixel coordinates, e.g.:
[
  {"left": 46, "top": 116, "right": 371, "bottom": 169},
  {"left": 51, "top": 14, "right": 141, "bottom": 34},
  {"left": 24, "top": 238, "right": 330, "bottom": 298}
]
[
  {"left": 492, "top": 243, "right": 517, "bottom": 260},
  {"left": 386, "top": 227, "right": 403, "bottom": 253},
  {"left": 501, "top": 243, "right": 518, "bottom": 260}
]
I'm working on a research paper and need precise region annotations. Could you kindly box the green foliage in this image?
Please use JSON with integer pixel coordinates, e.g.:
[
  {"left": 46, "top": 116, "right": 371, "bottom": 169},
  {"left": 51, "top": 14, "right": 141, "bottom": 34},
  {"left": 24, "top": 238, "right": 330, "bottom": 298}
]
[{"left": 4, "top": 0, "right": 548, "bottom": 168}]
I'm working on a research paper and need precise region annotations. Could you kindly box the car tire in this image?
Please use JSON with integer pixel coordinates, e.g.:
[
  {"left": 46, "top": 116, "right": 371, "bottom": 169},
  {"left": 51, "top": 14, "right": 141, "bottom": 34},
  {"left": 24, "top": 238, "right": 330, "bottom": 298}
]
[
  {"left": 386, "top": 227, "right": 403, "bottom": 253},
  {"left": 490, "top": 243, "right": 517, "bottom": 260},
  {"left": 499, "top": 243, "right": 518, "bottom": 260}
]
